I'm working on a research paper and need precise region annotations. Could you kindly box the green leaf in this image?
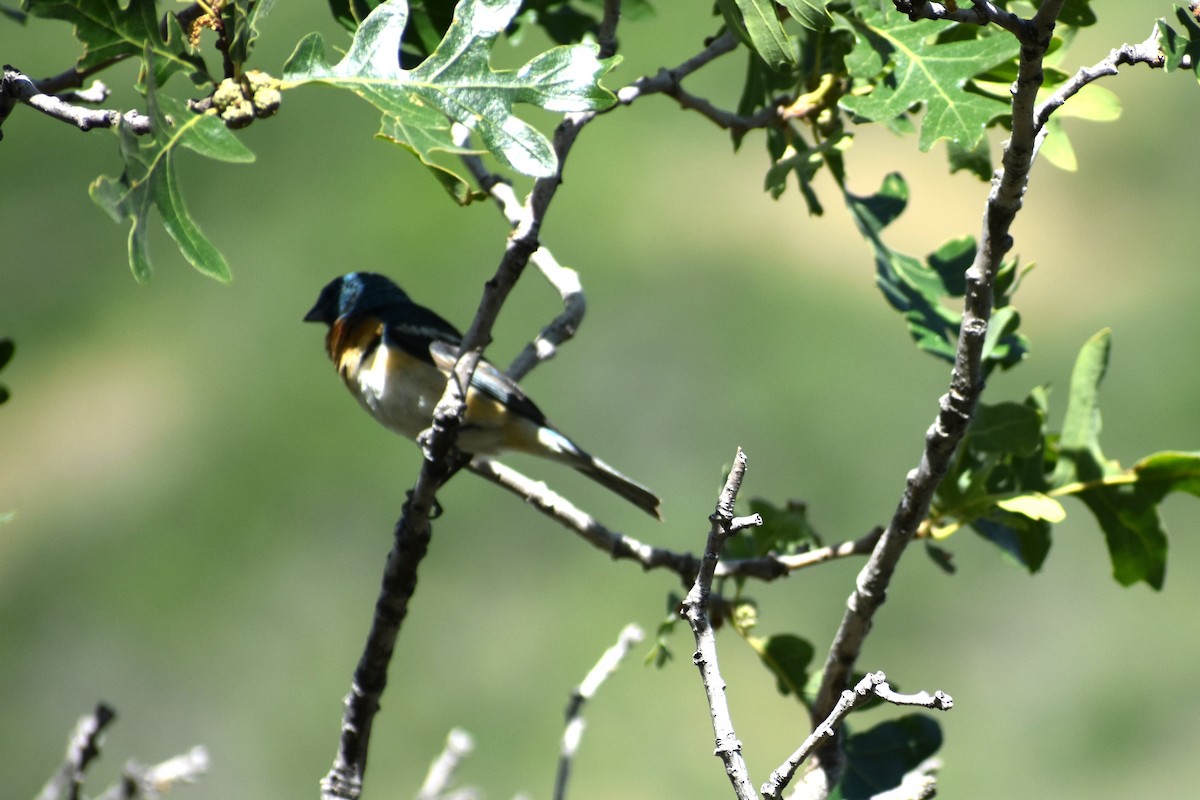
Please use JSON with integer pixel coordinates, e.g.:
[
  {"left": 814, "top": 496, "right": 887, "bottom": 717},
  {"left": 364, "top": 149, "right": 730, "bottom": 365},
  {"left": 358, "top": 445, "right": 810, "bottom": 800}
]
[
  {"left": 840, "top": 715, "right": 943, "bottom": 800},
  {"left": 733, "top": 0, "right": 794, "bottom": 70},
  {"left": 972, "top": 512, "right": 1052, "bottom": 573},
  {"left": 283, "top": 0, "right": 617, "bottom": 189},
  {"left": 1132, "top": 451, "right": 1200, "bottom": 500},
  {"left": 968, "top": 402, "right": 1042, "bottom": 457},
  {"left": 90, "top": 56, "right": 254, "bottom": 282},
  {"left": 947, "top": 135, "right": 992, "bottom": 180},
  {"left": 779, "top": 0, "right": 832, "bottom": 32},
  {"left": 1159, "top": 5, "right": 1200, "bottom": 81},
  {"left": 844, "top": 173, "right": 1026, "bottom": 371},
  {"left": 23, "top": 0, "right": 211, "bottom": 88},
  {"left": 755, "top": 633, "right": 814, "bottom": 700},
  {"left": 1051, "top": 328, "right": 1113, "bottom": 486},
  {"left": 1047, "top": 330, "right": 1170, "bottom": 588},
  {"left": 1038, "top": 115, "right": 1077, "bottom": 171},
  {"left": 837, "top": 8, "right": 1020, "bottom": 151}
]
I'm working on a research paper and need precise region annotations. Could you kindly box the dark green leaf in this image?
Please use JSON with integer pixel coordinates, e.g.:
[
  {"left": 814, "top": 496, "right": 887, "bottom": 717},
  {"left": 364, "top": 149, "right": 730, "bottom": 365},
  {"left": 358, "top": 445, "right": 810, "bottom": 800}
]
[
  {"left": 283, "top": 0, "right": 617, "bottom": 185},
  {"left": 23, "top": 0, "right": 211, "bottom": 88},
  {"left": 328, "top": 0, "right": 380, "bottom": 32},
  {"left": 840, "top": 715, "right": 943, "bottom": 800},
  {"left": 923, "top": 541, "right": 956, "bottom": 574},
  {"left": 968, "top": 402, "right": 1042, "bottom": 457},
  {"left": 744, "top": 498, "right": 822, "bottom": 554},
  {"left": 837, "top": 8, "right": 1020, "bottom": 151},
  {"left": 728, "top": 0, "right": 796, "bottom": 71},
  {"left": 758, "top": 634, "right": 814, "bottom": 699},
  {"left": 972, "top": 511, "right": 1052, "bottom": 573},
  {"left": 779, "top": 0, "right": 832, "bottom": 32},
  {"left": 947, "top": 135, "right": 992, "bottom": 180},
  {"left": 1159, "top": 6, "right": 1200, "bottom": 79}
]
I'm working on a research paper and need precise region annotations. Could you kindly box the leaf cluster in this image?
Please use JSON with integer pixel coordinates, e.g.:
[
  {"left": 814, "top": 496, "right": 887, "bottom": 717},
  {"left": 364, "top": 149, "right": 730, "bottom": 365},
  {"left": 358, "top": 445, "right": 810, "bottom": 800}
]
[{"left": 933, "top": 329, "right": 1200, "bottom": 590}]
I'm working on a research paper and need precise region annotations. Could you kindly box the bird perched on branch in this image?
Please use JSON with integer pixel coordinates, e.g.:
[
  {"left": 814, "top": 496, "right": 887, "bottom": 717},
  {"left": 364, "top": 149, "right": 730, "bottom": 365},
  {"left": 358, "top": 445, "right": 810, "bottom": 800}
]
[{"left": 304, "top": 272, "right": 662, "bottom": 519}]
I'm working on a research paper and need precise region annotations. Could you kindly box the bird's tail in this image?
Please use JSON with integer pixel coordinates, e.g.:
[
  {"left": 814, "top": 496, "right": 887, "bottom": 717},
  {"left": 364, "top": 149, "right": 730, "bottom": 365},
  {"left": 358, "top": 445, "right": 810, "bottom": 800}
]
[
  {"left": 572, "top": 454, "right": 662, "bottom": 520},
  {"left": 536, "top": 427, "right": 661, "bottom": 519}
]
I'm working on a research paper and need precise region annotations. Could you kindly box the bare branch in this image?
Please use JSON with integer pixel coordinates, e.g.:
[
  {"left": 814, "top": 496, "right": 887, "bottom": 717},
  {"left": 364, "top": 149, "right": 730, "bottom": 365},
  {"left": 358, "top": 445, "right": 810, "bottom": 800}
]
[
  {"left": 1034, "top": 26, "right": 1166, "bottom": 135},
  {"left": 472, "top": 457, "right": 874, "bottom": 584},
  {"left": 94, "top": 747, "right": 210, "bottom": 800},
  {"left": 614, "top": 31, "right": 781, "bottom": 134},
  {"left": 554, "top": 624, "right": 644, "bottom": 800},
  {"left": 37, "top": 704, "right": 207, "bottom": 800},
  {"left": 762, "top": 672, "right": 951, "bottom": 800},
  {"left": 36, "top": 703, "right": 117, "bottom": 800},
  {"left": 415, "top": 729, "right": 476, "bottom": 800},
  {"left": 891, "top": 1, "right": 1026, "bottom": 38},
  {"left": 682, "top": 448, "right": 761, "bottom": 800},
  {"left": 1, "top": 65, "right": 151, "bottom": 137}
]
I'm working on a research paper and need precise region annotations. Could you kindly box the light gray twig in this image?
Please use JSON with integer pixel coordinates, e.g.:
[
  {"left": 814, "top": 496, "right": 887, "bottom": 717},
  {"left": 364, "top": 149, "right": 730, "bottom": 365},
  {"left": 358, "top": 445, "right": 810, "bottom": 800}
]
[
  {"left": 1, "top": 65, "right": 151, "bottom": 137},
  {"left": 554, "top": 624, "right": 644, "bottom": 800},
  {"left": 682, "top": 448, "right": 762, "bottom": 800},
  {"left": 415, "top": 729, "right": 476, "bottom": 800},
  {"left": 469, "top": 457, "right": 872, "bottom": 583},
  {"left": 762, "top": 673, "right": 951, "bottom": 800},
  {"left": 1033, "top": 26, "right": 1166, "bottom": 136}
]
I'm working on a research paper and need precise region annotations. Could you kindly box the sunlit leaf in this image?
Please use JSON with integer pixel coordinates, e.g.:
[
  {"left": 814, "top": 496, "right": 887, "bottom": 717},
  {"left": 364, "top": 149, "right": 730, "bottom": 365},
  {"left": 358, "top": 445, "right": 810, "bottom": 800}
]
[
  {"left": 837, "top": 7, "right": 1020, "bottom": 151},
  {"left": 996, "top": 492, "right": 1066, "bottom": 522},
  {"left": 284, "top": 0, "right": 617, "bottom": 190}
]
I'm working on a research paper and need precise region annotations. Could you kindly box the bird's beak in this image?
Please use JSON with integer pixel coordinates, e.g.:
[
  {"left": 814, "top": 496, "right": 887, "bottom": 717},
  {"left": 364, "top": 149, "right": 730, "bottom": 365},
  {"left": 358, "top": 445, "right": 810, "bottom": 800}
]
[{"left": 303, "top": 303, "right": 326, "bottom": 324}]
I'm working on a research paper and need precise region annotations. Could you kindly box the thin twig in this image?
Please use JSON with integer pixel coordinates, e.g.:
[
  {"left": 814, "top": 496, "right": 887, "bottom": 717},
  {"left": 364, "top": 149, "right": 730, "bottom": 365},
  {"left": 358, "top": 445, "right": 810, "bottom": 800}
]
[
  {"left": 681, "top": 448, "right": 762, "bottom": 800},
  {"left": 93, "top": 747, "right": 210, "bottom": 800},
  {"left": 761, "top": 672, "right": 952, "bottom": 800},
  {"left": 1033, "top": 26, "right": 1165, "bottom": 135},
  {"left": 614, "top": 30, "right": 780, "bottom": 134},
  {"left": 415, "top": 729, "right": 475, "bottom": 800},
  {"left": 36, "top": 703, "right": 117, "bottom": 800},
  {"left": 470, "top": 457, "right": 874, "bottom": 582},
  {"left": 554, "top": 624, "right": 644, "bottom": 800},
  {"left": 1, "top": 65, "right": 151, "bottom": 137}
]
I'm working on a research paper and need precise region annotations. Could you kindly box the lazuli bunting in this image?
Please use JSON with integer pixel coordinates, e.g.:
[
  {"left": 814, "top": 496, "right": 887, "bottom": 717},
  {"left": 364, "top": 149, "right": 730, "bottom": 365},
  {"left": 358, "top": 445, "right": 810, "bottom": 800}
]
[{"left": 304, "top": 272, "right": 661, "bottom": 519}]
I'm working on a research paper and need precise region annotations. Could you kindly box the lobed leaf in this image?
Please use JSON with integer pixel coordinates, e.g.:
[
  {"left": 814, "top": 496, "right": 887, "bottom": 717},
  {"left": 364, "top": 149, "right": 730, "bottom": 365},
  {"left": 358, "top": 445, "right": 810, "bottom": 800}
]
[
  {"left": 284, "top": 0, "right": 617, "bottom": 194},
  {"left": 837, "top": 7, "right": 1020, "bottom": 151},
  {"left": 845, "top": 173, "right": 1027, "bottom": 370}
]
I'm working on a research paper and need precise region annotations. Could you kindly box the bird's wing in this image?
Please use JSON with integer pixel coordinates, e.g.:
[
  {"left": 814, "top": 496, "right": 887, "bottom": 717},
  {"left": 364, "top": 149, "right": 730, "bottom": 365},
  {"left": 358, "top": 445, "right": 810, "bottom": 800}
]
[
  {"left": 380, "top": 303, "right": 463, "bottom": 366},
  {"left": 427, "top": 339, "right": 549, "bottom": 427}
]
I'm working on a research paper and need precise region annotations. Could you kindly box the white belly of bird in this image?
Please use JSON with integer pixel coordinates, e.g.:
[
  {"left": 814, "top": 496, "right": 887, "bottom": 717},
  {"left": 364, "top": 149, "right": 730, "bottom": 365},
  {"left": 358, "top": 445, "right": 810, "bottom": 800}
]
[{"left": 353, "top": 342, "right": 446, "bottom": 441}]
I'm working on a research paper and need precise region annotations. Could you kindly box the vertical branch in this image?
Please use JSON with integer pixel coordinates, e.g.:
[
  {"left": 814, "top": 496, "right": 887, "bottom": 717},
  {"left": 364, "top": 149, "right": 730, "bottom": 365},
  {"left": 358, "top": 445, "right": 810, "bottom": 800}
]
[
  {"left": 681, "top": 449, "right": 763, "bottom": 800},
  {"left": 805, "top": 0, "right": 1065, "bottom": 790}
]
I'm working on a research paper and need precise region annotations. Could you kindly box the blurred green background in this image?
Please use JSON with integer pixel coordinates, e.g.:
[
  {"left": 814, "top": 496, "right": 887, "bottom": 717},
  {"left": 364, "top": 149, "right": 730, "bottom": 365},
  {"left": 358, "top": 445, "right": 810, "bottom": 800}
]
[{"left": 3, "top": 3, "right": 1199, "bottom": 798}]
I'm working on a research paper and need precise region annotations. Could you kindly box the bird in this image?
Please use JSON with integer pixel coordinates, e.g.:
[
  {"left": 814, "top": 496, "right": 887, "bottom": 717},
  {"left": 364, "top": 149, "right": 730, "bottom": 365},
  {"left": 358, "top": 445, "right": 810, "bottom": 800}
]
[{"left": 304, "top": 272, "right": 662, "bottom": 519}]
